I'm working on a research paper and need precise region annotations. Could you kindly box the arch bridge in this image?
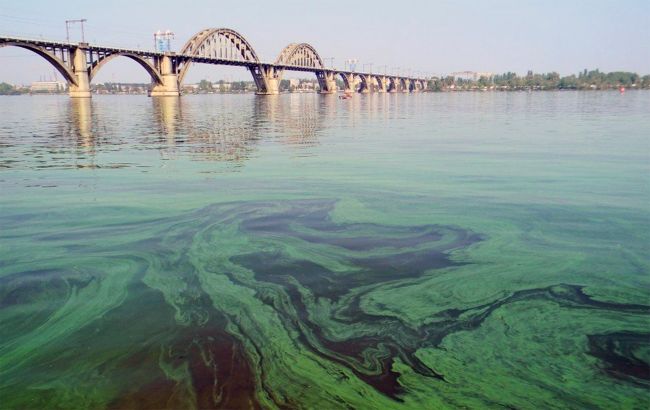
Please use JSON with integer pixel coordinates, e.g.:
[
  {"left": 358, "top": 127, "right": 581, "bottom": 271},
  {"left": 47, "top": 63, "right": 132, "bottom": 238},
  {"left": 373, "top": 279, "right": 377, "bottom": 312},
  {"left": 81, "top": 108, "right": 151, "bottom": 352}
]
[{"left": 0, "top": 30, "right": 428, "bottom": 98}]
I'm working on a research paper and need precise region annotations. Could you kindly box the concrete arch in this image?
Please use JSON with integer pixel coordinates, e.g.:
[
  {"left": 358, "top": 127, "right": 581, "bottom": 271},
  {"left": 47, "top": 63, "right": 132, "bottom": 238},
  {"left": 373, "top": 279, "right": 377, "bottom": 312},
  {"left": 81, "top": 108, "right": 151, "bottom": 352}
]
[
  {"left": 387, "top": 77, "right": 398, "bottom": 92},
  {"left": 337, "top": 72, "right": 351, "bottom": 92},
  {"left": 408, "top": 79, "right": 416, "bottom": 92},
  {"left": 89, "top": 53, "right": 163, "bottom": 84},
  {"left": 178, "top": 28, "right": 259, "bottom": 83},
  {"left": 0, "top": 42, "right": 77, "bottom": 85},
  {"left": 358, "top": 75, "right": 371, "bottom": 93},
  {"left": 274, "top": 43, "right": 324, "bottom": 69},
  {"left": 372, "top": 75, "right": 385, "bottom": 92}
]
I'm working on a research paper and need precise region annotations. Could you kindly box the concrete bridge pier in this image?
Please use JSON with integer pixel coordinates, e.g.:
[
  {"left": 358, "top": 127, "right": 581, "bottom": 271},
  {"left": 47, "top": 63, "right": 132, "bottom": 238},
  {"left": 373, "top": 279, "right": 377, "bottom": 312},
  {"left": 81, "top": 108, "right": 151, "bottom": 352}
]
[
  {"left": 150, "top": 55, "right": 180, "bottom": 97},
  {"left": 69, "top": 46, "right": 91, "bottom": 98},
  {"left": 387, "top": 79, "right": 395, "bottom": 93},
  {"left": 251, "top": 65, "right": 280, "bottom": 95},
  {"left": 317, "top": 71, "right": 337, "bottom": 94},
  {"left": 358, "top": 75, "right": 371, "bottom": 94},
  {"left": 377, "top": 76, "right": 388, "bottom": 93}
]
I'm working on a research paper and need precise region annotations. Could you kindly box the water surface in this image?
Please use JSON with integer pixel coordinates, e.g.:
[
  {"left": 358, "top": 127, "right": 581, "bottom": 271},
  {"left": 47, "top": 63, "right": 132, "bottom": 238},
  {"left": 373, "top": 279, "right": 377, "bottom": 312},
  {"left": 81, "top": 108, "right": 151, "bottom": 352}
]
[{"left": 1, "top": 92, "right": 649, "bottom": 409}]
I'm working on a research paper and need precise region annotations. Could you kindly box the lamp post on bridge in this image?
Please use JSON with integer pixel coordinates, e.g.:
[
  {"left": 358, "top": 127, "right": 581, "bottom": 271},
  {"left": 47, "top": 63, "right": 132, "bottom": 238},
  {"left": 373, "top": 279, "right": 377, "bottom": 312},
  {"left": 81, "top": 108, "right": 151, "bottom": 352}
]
[{"left": 362, "top": 63, "right": 373, "bottom": 74}]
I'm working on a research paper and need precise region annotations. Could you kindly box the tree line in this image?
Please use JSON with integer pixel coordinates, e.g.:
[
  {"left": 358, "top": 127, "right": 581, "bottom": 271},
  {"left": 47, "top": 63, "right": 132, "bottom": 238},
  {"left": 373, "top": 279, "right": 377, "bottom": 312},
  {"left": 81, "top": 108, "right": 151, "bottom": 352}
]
[{"left": 427, "top": 69, "right": 650, "bottom": 91}]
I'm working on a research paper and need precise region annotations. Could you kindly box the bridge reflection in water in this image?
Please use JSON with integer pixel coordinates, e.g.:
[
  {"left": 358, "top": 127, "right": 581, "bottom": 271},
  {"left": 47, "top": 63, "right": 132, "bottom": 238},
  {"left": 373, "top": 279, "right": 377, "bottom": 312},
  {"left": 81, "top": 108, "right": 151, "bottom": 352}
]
[{"left": 13, "top": 93, "right": 414, "bottom": 172}]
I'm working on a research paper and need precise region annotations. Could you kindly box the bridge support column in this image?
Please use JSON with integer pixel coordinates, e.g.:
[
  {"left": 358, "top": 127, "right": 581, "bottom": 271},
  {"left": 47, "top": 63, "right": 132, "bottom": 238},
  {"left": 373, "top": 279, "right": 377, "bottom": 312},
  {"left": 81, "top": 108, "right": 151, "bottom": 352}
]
[
  {"left": 316, "top": 71, "right": 337, "bottom": 94},
  {"left": 377, "top": 77, "right": 388, "bottom": 93},
  {"left": 69, "top": 47, "right": 91, "bottom": 98},
  {"left": 251, "top": 65, "right": 280, "bottom": 95},
  {"left": 387, "top": 78, "right": 398, "bottom": 93},
  {"left": 150, "top": 55, "right": 180, "bottom": 97},
  {"left": 358, "top": 75, "right": 371, "bottom": 94}
]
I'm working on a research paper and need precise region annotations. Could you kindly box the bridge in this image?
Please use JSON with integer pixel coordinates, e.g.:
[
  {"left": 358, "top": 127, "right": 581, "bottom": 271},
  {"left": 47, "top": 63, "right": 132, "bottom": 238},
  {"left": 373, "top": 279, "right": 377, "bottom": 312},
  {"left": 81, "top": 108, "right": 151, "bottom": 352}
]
[{"left": 0, "top": 28, "right": 428, "bottom": 98}]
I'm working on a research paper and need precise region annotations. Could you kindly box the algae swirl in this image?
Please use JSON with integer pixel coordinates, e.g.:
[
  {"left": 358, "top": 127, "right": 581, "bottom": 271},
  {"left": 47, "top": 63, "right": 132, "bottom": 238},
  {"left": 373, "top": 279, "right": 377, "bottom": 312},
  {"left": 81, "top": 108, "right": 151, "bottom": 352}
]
[{"left": 1, "top": 199, "right": 648, "bottom": 409}]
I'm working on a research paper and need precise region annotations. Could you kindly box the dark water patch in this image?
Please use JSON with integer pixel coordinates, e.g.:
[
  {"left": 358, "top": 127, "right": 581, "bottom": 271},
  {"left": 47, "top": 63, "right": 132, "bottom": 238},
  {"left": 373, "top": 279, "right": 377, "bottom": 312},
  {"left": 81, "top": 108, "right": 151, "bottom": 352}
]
[
  {"left": 240, "top": 199, "right": 480, "bottom": 253},
  {"left": 232, "top": 219, "right": 650, "bottom": 400},
  {"left": 587, "top": 332, "right": 650, "bottom": 387},
  {"left": 0, "top": 271, "right": 69, "bottom": 344},
  {"left": 229, "top": 199, "right": 478, "bottom": 398},
  {"left": 29, "top": 263, "right": 261, "bottom": 410},
  {"left": 0, "top": 268, "right": 99, "bottom": 342}
]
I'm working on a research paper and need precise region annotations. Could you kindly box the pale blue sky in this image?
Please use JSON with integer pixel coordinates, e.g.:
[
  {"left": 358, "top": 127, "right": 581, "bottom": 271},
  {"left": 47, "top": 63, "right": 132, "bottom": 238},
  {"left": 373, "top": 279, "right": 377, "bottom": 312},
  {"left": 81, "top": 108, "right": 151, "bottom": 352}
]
[{"left": 1, "top": 0, "right": 648, "bottom": 84}]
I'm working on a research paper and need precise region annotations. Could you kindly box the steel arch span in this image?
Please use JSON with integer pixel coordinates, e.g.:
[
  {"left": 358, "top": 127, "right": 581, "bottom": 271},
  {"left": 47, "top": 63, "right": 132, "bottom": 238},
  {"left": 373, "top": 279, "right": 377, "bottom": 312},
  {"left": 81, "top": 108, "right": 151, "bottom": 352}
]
[
  {"left": 178, "top": 28, "right": 260, "bottom": 83},
  {"left": 274, "top": 43, "right": 324, "bottom": 69}
]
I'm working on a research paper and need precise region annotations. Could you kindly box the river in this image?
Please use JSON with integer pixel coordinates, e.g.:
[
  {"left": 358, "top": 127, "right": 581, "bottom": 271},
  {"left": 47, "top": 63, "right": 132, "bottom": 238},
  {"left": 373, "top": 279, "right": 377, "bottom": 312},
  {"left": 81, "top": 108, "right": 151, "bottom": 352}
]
[{"left": 1, "top": 91, "right": 648, "bottom": 409}]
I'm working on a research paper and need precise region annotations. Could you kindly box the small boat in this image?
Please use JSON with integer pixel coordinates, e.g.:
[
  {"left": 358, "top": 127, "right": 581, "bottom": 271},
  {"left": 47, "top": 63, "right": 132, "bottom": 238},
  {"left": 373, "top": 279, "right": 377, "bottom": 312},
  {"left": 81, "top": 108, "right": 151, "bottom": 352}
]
[{"left": 339, "top": 92, "right": 353, "bottom": 100}]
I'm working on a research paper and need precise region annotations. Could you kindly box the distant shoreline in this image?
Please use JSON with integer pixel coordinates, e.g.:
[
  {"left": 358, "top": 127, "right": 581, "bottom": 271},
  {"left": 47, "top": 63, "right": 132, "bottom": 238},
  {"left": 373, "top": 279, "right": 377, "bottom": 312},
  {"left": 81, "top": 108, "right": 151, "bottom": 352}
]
[
  {"left": 2, "top": 89, "right": 650, "bottom": 97},
  {"left": 2, "top": 70, "right": 648, "bottom": 96}
]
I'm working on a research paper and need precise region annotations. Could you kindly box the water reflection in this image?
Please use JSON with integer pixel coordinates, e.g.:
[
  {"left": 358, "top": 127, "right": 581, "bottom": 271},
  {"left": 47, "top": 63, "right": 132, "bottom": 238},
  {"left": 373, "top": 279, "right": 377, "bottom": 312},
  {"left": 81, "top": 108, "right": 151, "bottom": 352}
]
[
  {"left": 148, "top": 94, "right": 332, "bottom": 164},
  {"left": 66, "top": 99, "right": 98, "bottom": 169},
  {"left": 70, "top": 98, "right": 93, "bottom": 147},
  {"left": 152, "top": 96, "right": 181, "bottom": 138},
  {"left": 0, "top": 93, "right": 414, "bottom": 171},
  {"left": 257, "top": 94, "right": 329, "bottom": 149}
]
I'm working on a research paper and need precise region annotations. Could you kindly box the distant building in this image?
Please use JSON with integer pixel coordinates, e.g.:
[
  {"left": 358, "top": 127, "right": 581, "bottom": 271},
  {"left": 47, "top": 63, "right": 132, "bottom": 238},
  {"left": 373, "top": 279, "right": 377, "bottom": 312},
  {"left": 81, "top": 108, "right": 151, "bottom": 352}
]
[
  {"left": 300, "top": 80, "right": 315, "bottom": 90},
  {"left": 30, "top": 81, "right": 66, "bottom": 93},
  {"left": 289, "top": 79, "right": 300, "bottom": 88},
  {"left": 183, "top": 84, "right": 200, "bottom": 93},
  {"left": 450, "top": 71, "right": 493, "bottom": 81}
]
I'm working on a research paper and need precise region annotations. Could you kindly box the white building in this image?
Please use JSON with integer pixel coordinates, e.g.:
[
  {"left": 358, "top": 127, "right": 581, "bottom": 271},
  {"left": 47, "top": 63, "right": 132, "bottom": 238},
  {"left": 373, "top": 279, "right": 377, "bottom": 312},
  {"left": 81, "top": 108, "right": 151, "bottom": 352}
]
[{"left": 30, "top": 81, "right": 66, "bottom": 93}]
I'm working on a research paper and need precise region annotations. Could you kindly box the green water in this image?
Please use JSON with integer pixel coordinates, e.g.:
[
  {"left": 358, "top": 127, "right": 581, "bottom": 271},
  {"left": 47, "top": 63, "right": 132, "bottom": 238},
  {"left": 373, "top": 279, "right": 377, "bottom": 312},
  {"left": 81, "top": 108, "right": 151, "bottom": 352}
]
[{"left": 0, "top": 92, "right": 648, "bottom": 409}]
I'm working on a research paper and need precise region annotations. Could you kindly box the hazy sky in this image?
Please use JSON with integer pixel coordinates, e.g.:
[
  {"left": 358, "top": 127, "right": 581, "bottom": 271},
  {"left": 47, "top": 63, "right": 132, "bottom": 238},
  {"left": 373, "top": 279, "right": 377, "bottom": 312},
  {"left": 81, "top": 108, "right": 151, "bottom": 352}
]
[{"left": 1, "top": 0, "right": 648, "bottom": 84}]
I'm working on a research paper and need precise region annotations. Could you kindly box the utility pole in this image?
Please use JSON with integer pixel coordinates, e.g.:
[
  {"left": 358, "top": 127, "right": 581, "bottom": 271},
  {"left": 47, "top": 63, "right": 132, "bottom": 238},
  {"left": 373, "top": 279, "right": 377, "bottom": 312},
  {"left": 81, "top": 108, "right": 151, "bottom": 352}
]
[
  {"left": 323, "top": 57, "right": 334, "bottom": 69},
  {"left": 65, "top": 19, "right": 87, "bottom": 43},
  {"left": 362, "top": 63, "right": 373, "bottom": 73},
  {"left": 154, "top": 30, "right": 175, "bottom": 52},
  {"left": 345, "top": 59, "right": 358, "bottom": 72}
]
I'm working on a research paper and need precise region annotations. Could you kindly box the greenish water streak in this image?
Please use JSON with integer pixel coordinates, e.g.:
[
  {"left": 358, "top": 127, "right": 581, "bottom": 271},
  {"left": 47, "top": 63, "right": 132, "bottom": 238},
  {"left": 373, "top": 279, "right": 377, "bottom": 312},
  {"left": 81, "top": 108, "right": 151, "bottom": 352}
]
[{"left": 1, "top": 92, "right": 648, "bottom": 409}]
